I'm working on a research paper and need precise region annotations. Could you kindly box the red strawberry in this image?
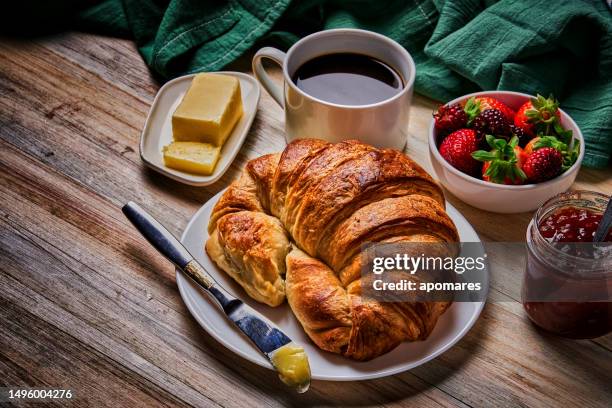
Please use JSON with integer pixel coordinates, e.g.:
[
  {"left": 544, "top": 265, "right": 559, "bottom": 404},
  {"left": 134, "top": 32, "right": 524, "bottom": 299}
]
[
  {"left": 472, "top": 135, "right": 527, "bottom": 185},
  {"left": 433, "top": 103, "right": 468, "bottom": 134},
  {"left": 514, "top": 104, "right": 534, "bottom": 136},
  {"left": 439, "top": 129, "right": 480, "bottom": 175},
  {"left": 471, "top": 96, "right": 515, "bottom": 122},
  {"left": 522, "top": 147, "right": 563, "bottom": 183},
  {"left": 514, "top": 94, "right": 561, "bottom": 137}
]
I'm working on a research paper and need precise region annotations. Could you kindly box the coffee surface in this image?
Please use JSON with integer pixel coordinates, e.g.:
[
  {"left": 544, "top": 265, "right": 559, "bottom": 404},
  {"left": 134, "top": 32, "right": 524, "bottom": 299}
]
[{"left": 292, "top": 53, "right": 403, "bottom": 105}]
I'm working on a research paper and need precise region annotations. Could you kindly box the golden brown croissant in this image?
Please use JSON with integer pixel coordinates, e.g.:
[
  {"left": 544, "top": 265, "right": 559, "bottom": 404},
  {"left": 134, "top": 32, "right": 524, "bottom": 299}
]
[{"left": 206, "top": 139, "right": 459, "bottom": 360}]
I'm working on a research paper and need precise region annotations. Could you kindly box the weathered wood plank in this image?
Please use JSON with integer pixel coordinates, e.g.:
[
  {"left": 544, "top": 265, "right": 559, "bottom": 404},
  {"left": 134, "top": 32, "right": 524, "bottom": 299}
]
[
  {"left": 41, "top": 33, "right": 160, "bottom": 103},
  {"left": 0, "top": 296, "right": 193, "bottom": 408},
  {"left": 411, "top": 303, "right": 612, "bottom": 408}
]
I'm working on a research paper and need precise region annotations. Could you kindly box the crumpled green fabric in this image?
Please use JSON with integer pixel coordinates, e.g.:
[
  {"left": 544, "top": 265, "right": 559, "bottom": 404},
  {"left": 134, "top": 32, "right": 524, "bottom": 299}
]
[{"left": 73, "top": 0, "right": 612, "bottom": 168}]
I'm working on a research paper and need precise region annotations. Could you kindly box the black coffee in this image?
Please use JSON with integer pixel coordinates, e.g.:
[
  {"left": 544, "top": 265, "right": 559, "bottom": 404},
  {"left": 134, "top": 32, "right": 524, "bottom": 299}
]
[{"left": 291, "top": 53, "right": 403, "bottom": 106}]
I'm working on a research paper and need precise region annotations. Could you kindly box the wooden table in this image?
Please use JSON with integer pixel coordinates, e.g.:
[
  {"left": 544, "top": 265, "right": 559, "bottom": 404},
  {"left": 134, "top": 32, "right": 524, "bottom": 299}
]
[{"left": 1, "top": 32, "right": 611, "bottom": 408}]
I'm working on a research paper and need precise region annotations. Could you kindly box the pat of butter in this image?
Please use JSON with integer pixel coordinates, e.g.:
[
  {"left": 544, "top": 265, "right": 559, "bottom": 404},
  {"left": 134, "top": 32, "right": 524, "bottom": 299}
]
[
  {"left": 172, "top": 73, "right": 243, "bottom": 146},
  {"left": 271, "top": 343, "right": 311, "bottom": 392},
  {"left": 162, "top": 142, "right": 221, "bottom": 175}
]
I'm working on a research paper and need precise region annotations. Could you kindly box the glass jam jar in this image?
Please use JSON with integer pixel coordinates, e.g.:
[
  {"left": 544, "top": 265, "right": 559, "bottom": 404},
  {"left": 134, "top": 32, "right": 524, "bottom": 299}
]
[{"left": 522, "top": 190, "right": 612, "bottom": 339}]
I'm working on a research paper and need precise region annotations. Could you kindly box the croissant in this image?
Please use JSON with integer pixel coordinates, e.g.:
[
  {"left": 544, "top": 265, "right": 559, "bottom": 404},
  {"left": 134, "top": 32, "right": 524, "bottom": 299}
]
[{"left": 206, "top": 139, "right": 459, "bottom": 360}]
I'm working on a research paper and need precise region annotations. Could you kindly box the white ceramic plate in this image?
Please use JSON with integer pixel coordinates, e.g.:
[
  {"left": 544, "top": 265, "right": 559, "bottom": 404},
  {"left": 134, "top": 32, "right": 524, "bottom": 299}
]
[
  {"left": 140, "top": 72, "right": 260, "bottom": 186},
  {"left": 177, "top": 190, "right": 487, "bottom": 381}
]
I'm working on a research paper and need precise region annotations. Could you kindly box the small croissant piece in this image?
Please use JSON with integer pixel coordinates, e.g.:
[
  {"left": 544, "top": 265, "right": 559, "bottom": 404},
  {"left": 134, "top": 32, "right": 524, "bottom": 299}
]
[
  {"left": 206, "top": 211, "right": 290, "bottom": 307},
  {"left": 206, "top": 139, "right": 459, "bottom": 360}
]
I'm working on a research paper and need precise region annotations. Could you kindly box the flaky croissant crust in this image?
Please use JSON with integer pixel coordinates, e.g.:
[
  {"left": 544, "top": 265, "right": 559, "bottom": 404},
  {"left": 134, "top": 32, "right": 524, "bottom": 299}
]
[{"left": 206, "top": 139, "right": 459, "bottom": 360}]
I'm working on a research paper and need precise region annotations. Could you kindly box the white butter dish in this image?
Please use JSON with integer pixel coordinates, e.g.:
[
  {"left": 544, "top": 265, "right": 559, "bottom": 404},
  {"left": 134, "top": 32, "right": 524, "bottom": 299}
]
[{"left": 140, "top": 72, "right": 260, "bottom": 186}]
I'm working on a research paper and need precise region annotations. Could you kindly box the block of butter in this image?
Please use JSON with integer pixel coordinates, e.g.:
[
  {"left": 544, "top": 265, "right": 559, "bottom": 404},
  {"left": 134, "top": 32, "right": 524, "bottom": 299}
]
[
  {"left": 162, "top": 142, "right": 221, "bottom": 175},
  {"left": 172, "top": 73, "right": 243, "bottom": 146}
]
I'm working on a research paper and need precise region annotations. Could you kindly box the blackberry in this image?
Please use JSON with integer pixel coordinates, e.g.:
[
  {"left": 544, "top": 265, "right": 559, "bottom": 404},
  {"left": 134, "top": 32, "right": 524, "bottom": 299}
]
[
  {"left": 472, "top": 109, "right": 511, "bottom": 139},
  {"left": 510, "top": 124, "right": 532, "bottom": 147},
  {"left": 433, "top": 103, "right": 468, "bottom": 135}
]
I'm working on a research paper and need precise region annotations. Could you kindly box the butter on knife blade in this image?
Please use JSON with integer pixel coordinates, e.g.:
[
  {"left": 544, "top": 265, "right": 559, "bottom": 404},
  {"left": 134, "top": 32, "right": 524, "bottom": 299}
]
[
  {"left": 218, "top": 297, "right": 311, "bottom": 392},
  {"left": 121, "top": 201, "right": 311, "bottom": 392},
  {"left": 270, "top": 342, "right": 311, "bottom": 393}
]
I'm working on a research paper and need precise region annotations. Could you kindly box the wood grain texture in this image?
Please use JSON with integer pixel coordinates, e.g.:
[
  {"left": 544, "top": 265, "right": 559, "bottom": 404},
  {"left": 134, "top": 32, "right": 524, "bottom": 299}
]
[{"left": 0, "top": 32, "right": 610, "bottom": 407}]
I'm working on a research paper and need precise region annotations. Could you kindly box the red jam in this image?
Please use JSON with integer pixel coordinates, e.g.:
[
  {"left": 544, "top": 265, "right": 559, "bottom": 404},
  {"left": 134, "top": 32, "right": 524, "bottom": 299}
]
[
  {"left": 539, "top": 207, "right": 612, "bottom": 243},
  {"left": 522, "top": 195, "right": 612, "bottom": 339}
]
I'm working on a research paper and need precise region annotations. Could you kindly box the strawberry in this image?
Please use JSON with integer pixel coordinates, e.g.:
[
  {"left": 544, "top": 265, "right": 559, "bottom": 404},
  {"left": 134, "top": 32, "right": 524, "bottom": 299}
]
[
  {"left": 514, "top": 94, "right": 561, "bottom": 137},
  {"left": 522, "top": 147, "right": 563, "bottom": 183},
  {"left": 470, "top": 96, "right": 515, "bottom": 122},
  {"left": 472, "top": 135, "right": 527, "bottom": 185},
  {"left": 524, "top": 135, "right": 579, "bottom": 171},
  {"left": 439, "top": 129, "right": 480, "bottom": 176}
]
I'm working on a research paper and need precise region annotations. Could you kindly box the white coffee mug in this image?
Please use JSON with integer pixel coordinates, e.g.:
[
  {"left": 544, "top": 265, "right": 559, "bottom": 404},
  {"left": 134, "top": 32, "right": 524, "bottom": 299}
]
[{"left": 252, "top": 29, "right": 416, "bottom": 150}]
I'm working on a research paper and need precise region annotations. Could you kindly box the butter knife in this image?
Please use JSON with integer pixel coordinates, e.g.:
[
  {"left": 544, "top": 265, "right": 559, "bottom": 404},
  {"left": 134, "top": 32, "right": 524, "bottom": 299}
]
[{"left": 122, "top": 202, "right": 311, "bottom": 392}]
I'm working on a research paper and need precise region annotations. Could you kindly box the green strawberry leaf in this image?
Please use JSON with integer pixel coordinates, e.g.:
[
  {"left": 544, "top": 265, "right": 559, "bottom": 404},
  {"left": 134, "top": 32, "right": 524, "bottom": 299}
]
[
  {"left": 553, "top": 119, "right": 565, "bottom": 134},
  {"left": 485, "top": 134, "right": 497, "bottom": 149},
  {"left": 559, "top": 129, "right": 573, "bottom": 143},
  {"left": 472, "top": 150, "right": 498, "bottom": 162},
  {"left": 509, "top": 136, "right": 519, "bottom": 148},
  {"left": 552, "top": 119, "right": 573, "bottom": 144},
  {"left": 493, "top": 138, "right": 507, "bottom": 151},
  {"left": 534, "top": 136, "right": 567, "bottom": 152},
  {"left": 485, "top": 160, "right": 505, "bottom": 184},
  {"left": 464, "top": 97, "right": 480, "bottom": 125},
  {"left": 533, "top": 94, "right": 559, "bottom": 113},
  {"left": 561, "top": 140, "right": 580, "bottom": 171},
  {"left": 487, "top": 160, "right": 517, "bottom": 184},
  {"left": 513, "top": 166, "right": 527, "bottom": 181}
]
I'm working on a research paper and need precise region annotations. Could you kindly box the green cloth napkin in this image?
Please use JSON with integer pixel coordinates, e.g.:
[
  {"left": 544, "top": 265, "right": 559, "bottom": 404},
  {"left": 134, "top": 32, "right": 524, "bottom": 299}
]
[{"left": 65, "top": 0, "right": 612, "bottom": 167}]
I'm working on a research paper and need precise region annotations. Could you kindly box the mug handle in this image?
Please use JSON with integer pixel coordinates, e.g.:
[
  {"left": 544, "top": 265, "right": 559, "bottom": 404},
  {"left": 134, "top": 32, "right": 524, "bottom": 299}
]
[{"left": 252, "top": 47, "right": 286, "bottom": 108}]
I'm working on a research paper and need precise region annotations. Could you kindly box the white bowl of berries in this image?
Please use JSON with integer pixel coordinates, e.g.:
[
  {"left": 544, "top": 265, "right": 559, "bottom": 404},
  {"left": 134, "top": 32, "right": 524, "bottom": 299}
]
[{"left": 429, "top": 91, "right": 584, "bottom": 214}]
